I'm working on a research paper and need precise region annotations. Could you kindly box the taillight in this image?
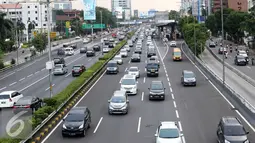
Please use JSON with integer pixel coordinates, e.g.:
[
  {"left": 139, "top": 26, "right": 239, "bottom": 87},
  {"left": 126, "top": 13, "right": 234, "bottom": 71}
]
[
  {"left": 25, "top": 105, "right": 30, "bottom": 108},
  {"left": 79, "top": 69, "right": 82, "bottom": 72},
  {"left": 72, "top": 69, "right": 74, "bottom": 72},
  {"left": 13, "top": 106, "right": 17, "bottom": 109},
  {"left": 9, "top": 98, "right": 12, "bottom": 102}
]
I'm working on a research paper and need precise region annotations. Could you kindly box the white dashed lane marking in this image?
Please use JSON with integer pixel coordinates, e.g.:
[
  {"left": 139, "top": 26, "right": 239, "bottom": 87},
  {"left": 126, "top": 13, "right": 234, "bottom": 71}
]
[
  {"left": 9, "top": 82, "right": 17, "bottom": 86},
  {"left": 175, "top": 110, "right": 179, "bottom": 118},
  {"left": 19, "top": 78, "right": 25, "bottom": 81}
]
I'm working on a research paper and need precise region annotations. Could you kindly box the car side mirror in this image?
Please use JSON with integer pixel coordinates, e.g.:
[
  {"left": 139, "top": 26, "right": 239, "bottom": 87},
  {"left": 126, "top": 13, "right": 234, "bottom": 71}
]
[
  {"left": 246, "top": 131, "right": 249, "bottom": 134},
  {"left": 108, "top": 100, "right": 111, "bottom": 103},
  {"left": 126, "top": 100, "right": 129, "bottom": 103},
  {"left": 154, "top": 133, "right": 158, "bottom": 137}
]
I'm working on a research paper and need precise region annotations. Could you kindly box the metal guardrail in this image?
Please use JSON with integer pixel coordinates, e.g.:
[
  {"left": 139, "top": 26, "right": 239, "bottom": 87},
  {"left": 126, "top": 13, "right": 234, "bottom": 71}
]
[
  {"left": 205, "top": 43, "right": 255, "bottom": 88},
  {"left": 0, "top": 35, "right": 110, "bottom": 74},
  {"left": 20, "top": 39, "right": 128, "bottom": 143},
  {"left": 181, "top": 42, "right": 255, "bottom": 119}
]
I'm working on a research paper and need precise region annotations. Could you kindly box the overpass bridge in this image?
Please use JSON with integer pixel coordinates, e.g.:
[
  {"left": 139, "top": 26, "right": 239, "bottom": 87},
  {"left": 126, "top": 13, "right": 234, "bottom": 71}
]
[{"left": 153, "top": 19, "right": 179, "bottom": 40}]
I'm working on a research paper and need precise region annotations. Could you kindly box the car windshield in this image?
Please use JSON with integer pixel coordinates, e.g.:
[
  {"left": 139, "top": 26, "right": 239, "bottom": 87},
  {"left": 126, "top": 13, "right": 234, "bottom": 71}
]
[
  {"left": 224, "top": 126, "right": 246, "bottom": 136},
  {"left": 237, "top": 56, "right": 245, "bottom": 60},
  {"left": 239, "top": 51, "right": 246, "bottom": 54},
  {"left": 151, "top": 83, "right": 163, "bottom": 90},
  {"left": 111, "top": 96, "right": 126, "bottom": 103},
  {"left": 133, "top": 54, "right": 139, "bottom": 57},
  {"left": 174, "top": 52, "right": 181, "bottom": 56},
  {"left": 184, "top": 72, "right": 194, "bottom": 78},
  {"left": 159, "top": 128, "right": 179, "bottom": 138},
  {"left": 54, "top": 58, "right": 60, "bottom": 62},
  {"left": 55, "top": 65, "right": 62, "bottom": 68},
  {"left": 147, "top": 64, "right": 158, "bottom": 69},
  {"left": 129, "top": 68, "right": 138, "bottom": 71},
  {"left": 73, "top": 66, "right": 81, "bottom": 70},
  {"left": 0, "top": 94, "right": 10, "bottom": 99},
  {"left": 121, "top": 79, "right": 136, "bottom": 85},
  {"left": 81, "top": 47, "right": 86, "bottom": 50},
  {"left": 65, "top": 114, "right": 84, "bottom": 122},
  {"left": 107, "top": 63, "right": 117, "bottom": 67}
]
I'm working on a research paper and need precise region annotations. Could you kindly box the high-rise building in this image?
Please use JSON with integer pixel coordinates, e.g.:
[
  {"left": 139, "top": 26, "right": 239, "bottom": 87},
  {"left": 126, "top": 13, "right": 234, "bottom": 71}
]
[
  {"left": 52, "top": 1, "right": 72, "bottom": 10},
  {"left": 248, "top": 0, "right": 254, "bottom": 10},
  {"left": 111, "top": 0, "right": 131, "bottom": 16},
  {"left": 227, "top": 0, "right": 248, "bottom": 12},
  {"left": 212, "top": 0, "right": 228, "bottom": 12},
  {"left": 134, "top": 9, "right": 138, "bottom": 17}
]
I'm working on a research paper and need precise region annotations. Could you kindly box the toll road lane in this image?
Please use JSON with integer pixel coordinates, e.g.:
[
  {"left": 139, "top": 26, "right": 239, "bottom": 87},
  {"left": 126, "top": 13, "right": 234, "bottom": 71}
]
[
  {"left": 160, "top": 40, "right": 255, "bottom": 143},
  {"left": 207, "top": 40, "right": 255, "bottom": 81}
]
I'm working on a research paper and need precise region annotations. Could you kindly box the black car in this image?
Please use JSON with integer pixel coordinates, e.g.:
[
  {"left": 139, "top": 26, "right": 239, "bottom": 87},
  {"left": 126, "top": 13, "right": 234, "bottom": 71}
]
[
  {"left": 86, "top": 49, "right": 95, "bottom": 57},
  {"left": 209, "top": 42, "right": 216, "bottom": 48},
  {"left": 147, "top": 49, "right": 156, "bottom": 57},
  {"left": 109, "top": 43, "right": 114, "bottom": 48},
  {"left": 70, "top": 44, "right": 77, "bottom": 49},
  {"left": 13, "top": 96, "right": 43, "bottom": 114},
  {"left": 106, "top": 60, "right": 119, "bottom": 74},
  {"left": 57, "top": 49, "right": 65, "bottom": 55},
  {"left": 104, "top": 40, "right": 110, "bottom": 45},
  {"left": 131, "top": 54, "right": 141, "bottom": 62},
  {"left": 72, "top": 65, "right": 86, "bottom": 77},
  {"left": 93, "top": 45, "right": 100, "bottom": 51},
  {"left": 217, "top": 116, "right": 249, "bottom": 143},
  {"left": 109, "top": 38, "right": 115, "bottom": 43},
  {"left": 80, "top": 47, "right": 87, "bottom": 53},
  {"left": 134, "top": 48, "right": 142, "bottom": 54},
  {"left": 235, "top": 55, "right": 247, "bottom": 66},
  {"left": 146, "top": 61, "right": 159, "bottom": 77},
  {"left": 148, "top": 81, "right": 165, "bottom": 100},
  {"left": 53, "top": 57, "right": 65, "bottom": 66},
  {"left": 62, "top": 107, "right": 91, "bottom": 137}
]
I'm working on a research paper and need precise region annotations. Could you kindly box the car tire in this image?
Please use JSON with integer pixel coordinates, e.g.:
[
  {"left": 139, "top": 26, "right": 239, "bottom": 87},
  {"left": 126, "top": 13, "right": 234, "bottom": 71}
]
[{"left": 81, "top": 129, "right": 86, "bottom": 137}]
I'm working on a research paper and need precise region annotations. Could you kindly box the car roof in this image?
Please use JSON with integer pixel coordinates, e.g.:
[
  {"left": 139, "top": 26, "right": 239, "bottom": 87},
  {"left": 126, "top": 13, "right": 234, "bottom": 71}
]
[
  {"left": 160, "top": 121, "right": 178, "bottom": 129},
  {"left": 73, "top": 64, "right": 82, "bottom": 67},
  {"left": 183, "top": 70, "right": 194, "bottom": 74},
  {"left": 108, "top": 60, "right": 117, "bottom": 63},
  {"left": 69, "top": 106, "right": 87, "bottom": 114},
  {"left": 129, "top": 66, "right": 138, "bottom": 69},
  {"left": 151, "top": 81, "right": 163, "bottom": 84},
  {"left": 123, "top": 74, "right": 136, "bottom": 79},
  {"left": 113, "top": 90, "right": 126, "bottom": 96},
  {"left": 0, "top": 91, "right": 16, "bottom": 95},
  {"left": 222, "top": 116, "right": 242, "bottom": 126}
]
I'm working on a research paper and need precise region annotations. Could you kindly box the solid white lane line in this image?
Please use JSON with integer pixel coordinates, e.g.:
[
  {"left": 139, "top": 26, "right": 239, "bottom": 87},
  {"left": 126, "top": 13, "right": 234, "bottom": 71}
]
[
  {"left": 173, "top": 101, "right": 177, "bottom": 108},
  {"left": 65, "top": 72, "right": 72, "bottom": 77},
  {"left": 0, "top": 72, "right": 15, "bottom": 80},
  {"left": 27, "top": 74, "right": 33, "bottom": 78},
  {"left": 19, "top": 77, "right": 25, "bottom": 81},
  {"left": 137, "top": 117, "right": 141, "bottom": 133},
  {"left": 41, "top": 68, "right": 46, "bottom": 71},
  {"left": 0, "top": 87, "right": 7, "bottom": 91},
  {"left": 143, "top": 77, "right": 146, "bottom": 83},
  {"left": 93, "top": 117, "right": 103, "bottom": 133},
  {"left": 171, "top": 93, "right": 175, "bottom": 99},
  {"left": 175, "top": 110, "right": 179, "bottom": 118},
  {"left": 153, "top": 40, "right": 164, "bottom": 62},
  {"left": 163, "top": 43, "right": 169, "bottom": 60},
  {"left": 141, "top": 92, "right": 144, "bottom": 101},
  {"left": 45, "top": 84, "right": 55, "bottom": 91},
  {"left": 35, "top": 71, "right": 40, "bottom": 74},
  {"left": 9, "top": 82, "right": 17, "bottom": 86},
  {"left": 178, "top": 121, "right": 183, "bottom": 131},
  {"left": 181, "top": 136, "right": 186, "bottom": 143},
  {"left": 41, "top": 70, "right": 107, "bottom": 143},
  {"left": 170, "top": 87, "right": 173, "bottom": 92},
  {"left": 144, "top": 68, "right": 146, "bottom": 71}
]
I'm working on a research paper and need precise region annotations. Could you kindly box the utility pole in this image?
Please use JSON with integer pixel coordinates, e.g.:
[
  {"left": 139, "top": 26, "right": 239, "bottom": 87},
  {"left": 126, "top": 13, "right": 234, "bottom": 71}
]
[
  {"left": 46, "top": 0, "right": 53, "bottom": 97},
  {"left": 221, "top": 0, "right": 225, "bottom": 86},
  {"left": 91, "top": 21, "right": 94, "bottom": 43},
  {"left": 15, "top": 3, "right": 19, "bottom": 65},
  {"left": 100, "top": 11, "right": 103, "bottom": 34}
]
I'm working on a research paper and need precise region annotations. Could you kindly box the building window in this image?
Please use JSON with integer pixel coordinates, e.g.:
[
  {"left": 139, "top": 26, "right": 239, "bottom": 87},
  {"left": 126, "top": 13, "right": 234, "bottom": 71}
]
[
  {"left": 28, "top": 6, "right": 30, "bottom": 8},
  {"left": 28, "top": 17, "right": 30, "bottom": 20},
  {"left": 28, "top": 11, "right": 30, "bottom": 14},
  {"left": 36, "top": 24, "right": 38, "bottom": 26},
  {"left": 35, "top": 17, "right": 38, "bottom": 20},
  {"left": 35, "top": 11, "right": 37, "bottom": 14},
  {"left": 43, "top": 24, "right": 46, "bottom": 26},
  {"left": 35, "top": 6, "right": 37, "bottom": 8}
]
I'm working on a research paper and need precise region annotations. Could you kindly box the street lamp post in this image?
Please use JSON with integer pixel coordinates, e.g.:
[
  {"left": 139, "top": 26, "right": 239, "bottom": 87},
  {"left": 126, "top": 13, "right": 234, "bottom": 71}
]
[
  {"left": 220, "top": 0, "right": 225, "bottom": 86},
  {"left": 100, "top": 11, "right": 103, "bottom": 34},
  {"left": 15, "top": 2, "right": 20, "bottom": 65}
]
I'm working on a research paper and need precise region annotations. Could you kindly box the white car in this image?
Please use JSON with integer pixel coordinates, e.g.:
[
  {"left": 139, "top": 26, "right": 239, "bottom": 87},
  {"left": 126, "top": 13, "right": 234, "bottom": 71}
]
[
  {"left": 63, "top": 42, "right": 70, "bottom": 47},
  {"left": 103, "top": 47, "right": 110, "bottom": 53},
  {"left": 113, "top": 55, "right": 123, "bottom": 65},
  {"left": 170, "top": 41, "right": 177, "bottom": 47},
  {"left": 120, "top": 49, "right": 128, "bottom": 57},
  {"left": 155, "top": 121, "right": 183, "bottom": 143},
  {"left": 75, "top": 36, "right": 81, "bottom": 39},
  {"left": 0, "top": 91, "right": 23, "bottom": 108},
  {"left": 120, "top": 74, "right": 138, "bottom": 95},
  {"left": 124, "top": 45, "right": 130, "bottom": 52},
  {"left": 64, "top": 47, "right": 74, "bottom": 56},
  {"left": 237, "top": 50, "right": 249, "bottom": 62},
  {"left": 128, "top": 67, "right": 140, "bottom": 78},
  {"left": 83, "top": 38, "right": 91, "bottom": 44},
  {"left": 128, "top": 40, "right": 133, "bottom": 47},
  {"left": 147, "top": 41, "right": 152, "bottom": 46},
  {"left": 136, "top": 44, "right": 142, "bottom": 48}
]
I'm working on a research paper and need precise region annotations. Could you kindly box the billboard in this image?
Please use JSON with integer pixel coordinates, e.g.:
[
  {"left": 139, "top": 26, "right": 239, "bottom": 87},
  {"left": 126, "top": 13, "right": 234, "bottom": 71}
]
[
  {"left": 115, "top": 7, "right": 123, "bottom": 19},
  {"left": 125, "top": 9, "right": 131, "bottom": 20},
  {"left": 227, "top": 0, "right": 248, "bottom": 12},
  {"left": 139, "top": 12, "right": 148, "bottom": 18},
  {"left": 82, "top": 0, "right": 96, "bottom": 20}
]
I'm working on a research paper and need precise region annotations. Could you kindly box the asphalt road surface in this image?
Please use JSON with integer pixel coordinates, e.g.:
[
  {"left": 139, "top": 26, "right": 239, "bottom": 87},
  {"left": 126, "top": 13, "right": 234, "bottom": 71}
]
[
  {"left": 41, "top": 38, "right": 255, "bottom": 143},
  {"left": 208, "top": 38, "right": 255, "bottom": 81},
  {"left": 0, "top": 36, "right": 111, "bottom": 137}
]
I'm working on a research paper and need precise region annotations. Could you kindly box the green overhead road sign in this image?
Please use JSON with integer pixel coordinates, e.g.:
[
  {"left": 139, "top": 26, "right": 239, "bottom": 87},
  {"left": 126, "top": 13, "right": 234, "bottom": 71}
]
[{"left": 82, "top": 24, "right": 106, "bottom": 29}]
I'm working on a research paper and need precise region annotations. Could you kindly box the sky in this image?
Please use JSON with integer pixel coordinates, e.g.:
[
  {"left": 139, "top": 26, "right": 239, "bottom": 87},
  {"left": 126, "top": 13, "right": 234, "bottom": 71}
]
[{"left": 72, "top": 0, "right": 181, "bottom": 12}]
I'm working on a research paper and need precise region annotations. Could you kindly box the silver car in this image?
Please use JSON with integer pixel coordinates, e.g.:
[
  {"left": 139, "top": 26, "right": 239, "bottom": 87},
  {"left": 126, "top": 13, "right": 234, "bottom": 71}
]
[
  {"left": 108, "top": 91, "right": 129, "bottom": 115},
  {"left": 53, "top": 64, "right": 68, "bottom": 75},
  {"left": 181, "top": 70, "right": 196, "bottom": 86},
  {"left": 127, "top": 67, "right": 140, "bottom": 78},
  {"left": 113, "top": 55, "right": 123, "bottom": 65}
]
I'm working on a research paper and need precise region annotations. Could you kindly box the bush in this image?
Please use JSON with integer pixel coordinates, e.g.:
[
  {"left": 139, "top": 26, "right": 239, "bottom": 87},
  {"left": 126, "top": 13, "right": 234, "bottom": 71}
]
[
  {"left": 32, "top": 106, "right": 54, "bottom": 128},
  {"left": 11, "top": 58, "right": 16, "bottom": 65},
  {"left": 0, "top": 138, "right": 21, "bottom": 143},
  {"left": 0, "top": 60, "right": 4, "bottom": 69}
]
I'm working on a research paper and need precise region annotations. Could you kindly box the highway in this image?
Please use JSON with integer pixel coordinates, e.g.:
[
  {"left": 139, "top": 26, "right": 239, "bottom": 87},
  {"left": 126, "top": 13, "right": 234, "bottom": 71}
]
[
  {"left": 208, "top": 38, "right": 255, "bottom": 81},
  {"left": 0, "top": 36, "right": 110, "bottom": 137},
  {"left": 41, "top": 37, "right": 255, "bottom": 143}
]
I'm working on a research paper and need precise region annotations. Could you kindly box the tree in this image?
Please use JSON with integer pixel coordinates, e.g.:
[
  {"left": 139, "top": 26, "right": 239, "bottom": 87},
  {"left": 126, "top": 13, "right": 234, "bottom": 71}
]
[
  {"left": 0, "top": 12, "right": 13, "bottom": 40},
  {"left": 241, "top": 6, "right": 255, "bottom": 37},
  {"left": 178, "top": 16, "right": 197, "bottom": 33},
  {"left": 213, "top": 8, "right": 234, "bottom": 35},
  {"left": 71, "top": 17, "right": 83, "bottom": 36},
  {"left": 32, "top": 33, "right": 47, "bottom": 53},
  {"left": 169, "top": 10, "right": 180, "bottom": 20},
  {"left": 205, "top": 14, "right": 217, "bottom": 36},
  {"left": 56, "top": 21, "right": 66, "bottom": 33},
  {"left": 55, "top": 10, "right": 65, "bottom": 15}
]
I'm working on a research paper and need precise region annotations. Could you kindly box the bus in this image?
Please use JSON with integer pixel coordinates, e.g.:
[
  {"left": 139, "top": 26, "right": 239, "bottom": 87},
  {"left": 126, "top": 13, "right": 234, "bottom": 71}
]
[{"left": 172, "top": 48, "right": 182, "bottom": 61}]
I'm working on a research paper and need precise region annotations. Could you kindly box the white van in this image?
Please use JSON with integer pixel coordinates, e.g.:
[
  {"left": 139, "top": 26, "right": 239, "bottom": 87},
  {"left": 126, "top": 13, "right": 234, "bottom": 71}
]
[
  {"left": 128, "top": 40, "right": 133, "bottom": 47},
  {"left": 120, "top": 74, "right": 137, "bottom": 95},
  {"left": 64, "top": 47, "right": 74, "bottom": 56}
]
